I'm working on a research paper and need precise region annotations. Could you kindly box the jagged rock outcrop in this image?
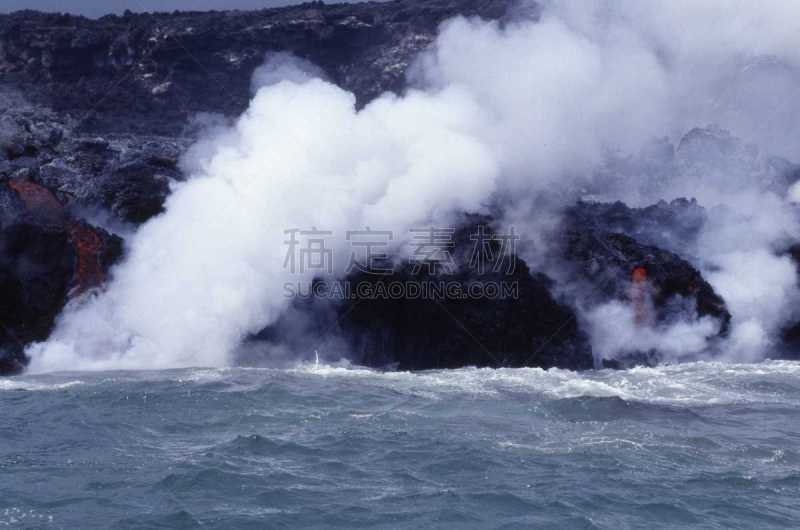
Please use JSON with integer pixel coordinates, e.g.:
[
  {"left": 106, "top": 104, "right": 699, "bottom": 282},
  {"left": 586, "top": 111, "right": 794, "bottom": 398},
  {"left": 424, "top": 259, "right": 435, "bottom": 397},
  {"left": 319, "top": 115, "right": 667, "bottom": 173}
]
[
  {"left": 0, "top": 1, "right": 524, "bottom": 226},
  {"left": 251, "top": 215, "right": 594, "bottom": 370},
  {"left": 0, "top": 178, "right": 121, "bottom": 373},
  {"left": 566, "top": 198, "right": 707, "bottom": 259},
  {"left": 0, "top": 90, "right": 186, "bottom": 225},
  {"left": 0, "top": 0, "right": 520, "bottom": 135},
  {"left": 561, "top": 201, "right": 731, "bottom": 365},
  {"left": 251, "top": 202, "right": 732, "bottom": 371},
  {"left": 564, "top": 226, "right": 730, "bottom": 330},
  {"left": 778, "top": 245, "right": 800, "bottom": 358}
]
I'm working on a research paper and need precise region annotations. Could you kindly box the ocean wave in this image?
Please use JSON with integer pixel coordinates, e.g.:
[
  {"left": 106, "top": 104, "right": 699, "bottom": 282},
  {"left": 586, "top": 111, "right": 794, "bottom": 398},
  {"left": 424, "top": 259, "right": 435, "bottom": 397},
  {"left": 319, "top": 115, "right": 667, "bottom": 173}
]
[
  {"left": 7, "top": 359, "right": 800, "bottom": 407},
  {"left": 290, "top": 359, "right": 800, "bottom": 406},
  {"left": 0, "top": 379, "right": 84, "bottom": 392}
]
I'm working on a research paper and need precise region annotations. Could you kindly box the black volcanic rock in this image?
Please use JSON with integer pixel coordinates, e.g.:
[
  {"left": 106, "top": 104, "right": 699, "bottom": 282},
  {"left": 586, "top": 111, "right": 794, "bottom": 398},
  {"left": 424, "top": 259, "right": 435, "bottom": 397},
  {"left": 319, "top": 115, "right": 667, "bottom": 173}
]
[
  {"left": 0, "top": 1, "right": 520, "bottom": 226},
  {"left": 0, "top": 89, "right": 186, "bottom": 225},
  {"left": 251, "top": 216, "right": 594, "bottom": 371},
  {"left": 564, "top": 228, "right": 730, "bottom": 330},
  {"left": 561, "top": 201, "right": 731, "bottom": 365},
  {"left": 0, "top": 179, "right": 122, "bottom": 374},
  {"left": 0, "top": 220, "right": 73, "bottom": 373},
  {"left": 222, "top": 200, "right": 734, "bottom": 371},
  {"left": 339, "top": 268, "right": 592, "bottom": 370},
  {"left": 0, "top": 0, "right": 519, "bottom": 136},
  {"left": 777, "top": 244, "right": 800, "bottom": 358},
  {"left": 566, "top": 198, "right": 707, "bottom": 259}
]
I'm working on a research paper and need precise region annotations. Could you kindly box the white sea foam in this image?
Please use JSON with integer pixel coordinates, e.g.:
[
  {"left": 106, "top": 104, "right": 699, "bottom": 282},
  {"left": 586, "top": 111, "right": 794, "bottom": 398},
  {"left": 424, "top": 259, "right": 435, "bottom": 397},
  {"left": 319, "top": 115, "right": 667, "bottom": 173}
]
[
  {"left": 291, "top": 359, "right": 800, "bottom": 406},
  {"left": 0, "top": 379, "right": 84, "bottom": 392}
]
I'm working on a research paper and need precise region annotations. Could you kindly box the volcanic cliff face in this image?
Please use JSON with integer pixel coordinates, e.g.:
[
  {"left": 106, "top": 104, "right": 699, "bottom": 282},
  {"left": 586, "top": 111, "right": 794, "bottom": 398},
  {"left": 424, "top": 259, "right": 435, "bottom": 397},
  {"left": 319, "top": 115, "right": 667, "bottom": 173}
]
[
  {"left": 0, "top": 0, "right": 521, "bottom": 225},
  {"left": 0, "top": 0, "right": 742, "bottom": 374},
  {"left": 250, "top": 215, "right": 595, "bottom": 371},
  {"left": 0, "top": 178, "right": 121, "bottom": 374},
  {"left": 0, "top": 0, "right": 518, "bottom": 135},
  {"left": 562, "top": 199, "right": 730, "bottom": 331},
  {"left": 0, "top": 0, "right": 529, "bottom": 373}
]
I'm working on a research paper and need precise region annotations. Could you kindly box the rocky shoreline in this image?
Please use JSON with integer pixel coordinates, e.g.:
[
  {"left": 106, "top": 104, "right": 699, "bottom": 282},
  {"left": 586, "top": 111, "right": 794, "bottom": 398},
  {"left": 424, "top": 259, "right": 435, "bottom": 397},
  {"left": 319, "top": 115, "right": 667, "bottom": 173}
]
[{"left": 1, "top": 1, "right": 798, "bottom": 374}]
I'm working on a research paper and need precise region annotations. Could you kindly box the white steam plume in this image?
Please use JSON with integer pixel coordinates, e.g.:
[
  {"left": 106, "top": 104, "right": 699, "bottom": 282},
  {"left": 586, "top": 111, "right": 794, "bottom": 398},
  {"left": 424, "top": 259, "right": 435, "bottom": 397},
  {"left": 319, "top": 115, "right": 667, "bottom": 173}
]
[
  {"left": 28, "top": 64, "right": 499, "bottom": 371},
  {"left": 28, "top": 1, "right": 800, "bottom": 371}
]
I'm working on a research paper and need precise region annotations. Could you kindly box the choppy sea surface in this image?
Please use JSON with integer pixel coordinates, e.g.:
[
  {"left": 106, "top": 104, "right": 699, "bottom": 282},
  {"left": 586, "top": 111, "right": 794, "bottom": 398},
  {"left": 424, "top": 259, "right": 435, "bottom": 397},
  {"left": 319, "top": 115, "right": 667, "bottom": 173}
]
[{"left": 2, "top": 361, "right": 800, "bottom": 529}]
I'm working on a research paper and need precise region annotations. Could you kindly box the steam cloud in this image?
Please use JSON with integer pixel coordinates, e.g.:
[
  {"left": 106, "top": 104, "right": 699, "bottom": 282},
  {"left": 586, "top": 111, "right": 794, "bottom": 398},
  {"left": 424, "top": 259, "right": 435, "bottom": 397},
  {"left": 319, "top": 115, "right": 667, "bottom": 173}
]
[{"left": 28, "top": 0, "right": 800, "bottom": 372}]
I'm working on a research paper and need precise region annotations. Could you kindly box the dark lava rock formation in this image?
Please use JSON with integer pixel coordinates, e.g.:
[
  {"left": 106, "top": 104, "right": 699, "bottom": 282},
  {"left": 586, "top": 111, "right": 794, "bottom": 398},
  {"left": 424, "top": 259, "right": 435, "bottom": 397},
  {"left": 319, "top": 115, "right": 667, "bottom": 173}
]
[
  {"left": 250, "top": 203, "right": 732, "bottom": 371},
  {"left": 563, "top": 200, "right": 729, "bottom": 330},
  {"left": 560, "top": 200, "right": 731, "bottom": 365},
  {"left": 0, "top": 0, "right": 523, "bottom": 223},
  {"left": 565, "top": 198, "right": 707, "bottom": 259},
  {"left": 0, "top": 0, "right": 520, "bottom": 135},
  {"left": 0, "top": 90, "right": 186, "bottom": 225},
  {"left": 0, "top": 178, "right": 121, "bottom": 373},
  {"left": 251, "top": 216, "right": 594, "bottom": 370}
]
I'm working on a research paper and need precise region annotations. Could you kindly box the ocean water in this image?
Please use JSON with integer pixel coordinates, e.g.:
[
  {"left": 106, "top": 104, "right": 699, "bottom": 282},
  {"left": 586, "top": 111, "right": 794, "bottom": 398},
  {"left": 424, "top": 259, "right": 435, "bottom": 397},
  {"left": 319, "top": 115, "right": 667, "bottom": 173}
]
[{"left": 2, "top": 361, "right": 800, "bottom": 529}]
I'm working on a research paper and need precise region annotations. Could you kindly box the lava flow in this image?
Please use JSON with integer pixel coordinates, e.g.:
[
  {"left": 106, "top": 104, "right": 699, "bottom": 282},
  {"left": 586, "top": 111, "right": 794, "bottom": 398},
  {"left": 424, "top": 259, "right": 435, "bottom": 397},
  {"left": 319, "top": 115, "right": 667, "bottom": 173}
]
[
  {"left": 7, "top": 178, "right": 110, "bottom": 296},
  {"left": 630, "top": 266, "right": 652, "bottom": 326}
]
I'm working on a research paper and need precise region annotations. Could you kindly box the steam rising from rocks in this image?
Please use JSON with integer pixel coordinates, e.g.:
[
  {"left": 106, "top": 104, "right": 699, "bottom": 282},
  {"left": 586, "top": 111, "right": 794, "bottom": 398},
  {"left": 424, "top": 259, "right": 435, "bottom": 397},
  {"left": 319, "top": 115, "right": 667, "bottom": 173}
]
[{"left": 27, "top": 1, "right": 800, "bottom": 371}]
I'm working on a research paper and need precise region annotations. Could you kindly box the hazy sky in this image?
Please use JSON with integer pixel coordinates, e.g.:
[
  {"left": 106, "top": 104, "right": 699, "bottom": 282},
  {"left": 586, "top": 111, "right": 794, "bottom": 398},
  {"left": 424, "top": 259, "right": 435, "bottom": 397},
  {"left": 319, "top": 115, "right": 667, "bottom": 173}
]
[{"left": 0, "top": 0, "right": 371, "bottom": 18}]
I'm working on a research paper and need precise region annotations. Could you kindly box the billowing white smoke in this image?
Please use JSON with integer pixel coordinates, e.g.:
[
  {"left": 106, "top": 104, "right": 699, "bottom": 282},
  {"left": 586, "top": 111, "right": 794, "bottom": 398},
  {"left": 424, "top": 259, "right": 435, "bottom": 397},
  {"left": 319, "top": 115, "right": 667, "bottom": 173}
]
[
  {"left": 28, "top": 69, "right": 498, "bottom": 371},
  {"left": 587, "top": 302, "right": 721, "bottom": 363},
  {"left": 585, "top": 144, "right": 800, "bottom": 363},
  {"left": 28, "top": 0, "right": 800, "bottom": 371}
]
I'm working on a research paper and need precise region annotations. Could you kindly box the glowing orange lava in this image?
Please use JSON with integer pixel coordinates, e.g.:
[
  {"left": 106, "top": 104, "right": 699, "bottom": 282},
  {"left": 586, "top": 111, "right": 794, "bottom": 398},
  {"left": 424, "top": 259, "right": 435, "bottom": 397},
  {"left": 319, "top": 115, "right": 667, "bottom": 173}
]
[
  {"left": 630, "top": 266, "right": 650, "bottom": 326},
  {"left": 6, "top": 179, "right": 107, "bottom": 297},
  {"left": 68, "top": 222, "right": 105, "bottom": 296}
]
